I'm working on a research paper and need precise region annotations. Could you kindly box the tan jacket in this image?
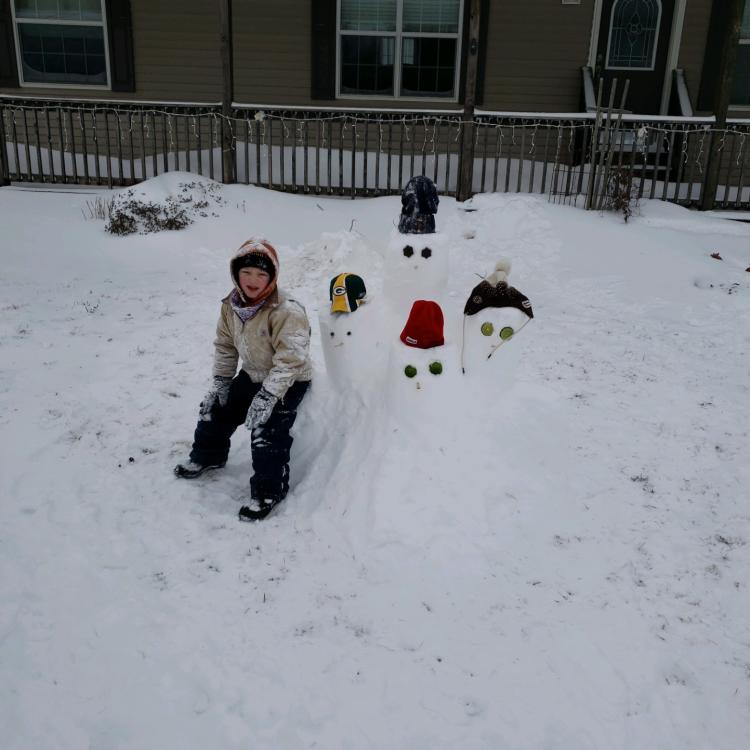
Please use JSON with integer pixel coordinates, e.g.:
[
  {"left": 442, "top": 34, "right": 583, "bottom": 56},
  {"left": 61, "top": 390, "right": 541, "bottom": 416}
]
[{"left": 212, "top": 288, "right": 313, "bottom": 399}]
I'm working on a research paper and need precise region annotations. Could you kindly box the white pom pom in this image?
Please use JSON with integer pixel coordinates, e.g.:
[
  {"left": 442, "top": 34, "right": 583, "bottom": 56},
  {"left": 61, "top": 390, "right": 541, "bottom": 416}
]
[{"left": 486, "top": 258, "right": 512, "bottom": 286}]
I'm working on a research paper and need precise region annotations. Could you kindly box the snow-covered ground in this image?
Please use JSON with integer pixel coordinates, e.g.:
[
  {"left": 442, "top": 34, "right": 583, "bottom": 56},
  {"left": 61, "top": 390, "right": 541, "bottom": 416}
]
[{"left": 1, "top": 174, "right": 749, "bottom": 750}]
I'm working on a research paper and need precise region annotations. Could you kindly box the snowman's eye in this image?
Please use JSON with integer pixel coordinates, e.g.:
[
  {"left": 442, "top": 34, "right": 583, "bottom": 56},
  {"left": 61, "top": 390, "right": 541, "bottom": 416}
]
[
  {"left": 347, "top": 331, "right": 352, "bottom": 336},
  {"left": 499, "top": 326, "right": 514, "bottom": 340},
  {"left": 329, "top": 331, "right": 335, "bottom": 337},
  {"left": 403, "top": 245, "right": 414, "bottom": 258},
  {"left": 480, "top": 322, "right": 494, "bottom": 336},
  {"left": 421, "top": 247, "right": 432, "bottom": 259}
]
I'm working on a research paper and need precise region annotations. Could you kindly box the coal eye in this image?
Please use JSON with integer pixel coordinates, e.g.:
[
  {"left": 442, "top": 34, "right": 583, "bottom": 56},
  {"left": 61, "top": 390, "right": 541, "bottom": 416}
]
[
  {"left": 421, "top": 247, "right": 432, "bottom": 259},
  {"left": 403, "top": 245, "right": 414, "bottom": 258},
  {"left": 330, "top": 331, "right": 335, "bottom": 337},
  {"left": 347, "top": 331, "right": 352, "bottom": 336}
]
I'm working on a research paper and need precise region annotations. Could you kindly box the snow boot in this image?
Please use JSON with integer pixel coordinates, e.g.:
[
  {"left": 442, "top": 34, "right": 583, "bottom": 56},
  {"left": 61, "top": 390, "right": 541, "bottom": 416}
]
[
  {"left": 173, "top": 460, "right": 225, "bottom": 479},
  {"left": 238, "top": 497, "right": 280, "bottom": 522}
]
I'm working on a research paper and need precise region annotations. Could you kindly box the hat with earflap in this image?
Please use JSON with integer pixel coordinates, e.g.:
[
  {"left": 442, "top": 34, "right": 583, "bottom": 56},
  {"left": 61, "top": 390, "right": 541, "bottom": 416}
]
[
  {"left": 230, "top": 238, "right": 280, "bottom": 305},
  {"left": 329, "top": 273, "right": 367, "bottom": 314},
  {"left": 400, "top": 300, "right": 445, "bottom": 348},
  {"left": 463, "top": 259, "right": 533, "bottom": 319}
]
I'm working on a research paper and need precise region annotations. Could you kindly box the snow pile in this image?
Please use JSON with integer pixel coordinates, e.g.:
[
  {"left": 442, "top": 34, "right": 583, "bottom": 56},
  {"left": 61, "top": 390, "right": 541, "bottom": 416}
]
[{"left": 1, "top": 173, "right": 749, "bottom": 749}]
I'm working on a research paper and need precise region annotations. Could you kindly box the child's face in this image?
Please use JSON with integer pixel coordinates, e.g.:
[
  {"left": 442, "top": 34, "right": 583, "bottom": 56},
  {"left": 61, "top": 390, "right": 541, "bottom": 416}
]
[{"left": 238, "top": 267, "right": 271, "bottom": 301}]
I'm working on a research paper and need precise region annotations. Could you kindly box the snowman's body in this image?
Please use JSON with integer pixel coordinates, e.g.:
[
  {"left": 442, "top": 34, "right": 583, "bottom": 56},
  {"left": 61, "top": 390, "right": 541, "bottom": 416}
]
[
  {"left": 319, "top": 301, "right": 389, "bottom": 402},
  {"left": 462, "top": 305, "right": 530, "bottom": 385}
]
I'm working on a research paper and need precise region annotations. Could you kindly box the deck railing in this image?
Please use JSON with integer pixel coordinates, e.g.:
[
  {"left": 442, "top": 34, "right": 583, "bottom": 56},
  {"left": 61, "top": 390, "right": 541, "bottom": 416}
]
[{"left": 1, "top": 98, "right": 749, "bottom": 210}]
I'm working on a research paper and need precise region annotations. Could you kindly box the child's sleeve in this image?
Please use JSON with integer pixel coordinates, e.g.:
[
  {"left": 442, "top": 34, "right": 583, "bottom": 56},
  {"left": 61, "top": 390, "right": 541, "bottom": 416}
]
[
  {"left": 264, "top": 301, "right": 311, "bottom": 399},
  {"left": 212, "top": 304, "right": 239, "bottom": 378}
]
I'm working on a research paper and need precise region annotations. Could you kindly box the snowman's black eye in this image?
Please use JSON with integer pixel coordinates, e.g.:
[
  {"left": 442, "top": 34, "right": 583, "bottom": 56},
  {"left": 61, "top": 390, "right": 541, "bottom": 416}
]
[
  {"left": 421, "top": 247, "right": 432, "bottom": 259},
  {"left": 330, "top": 331, "right": 335, "bottom": 337},
  {"left": 403, "top": 245, "right": 414, "bottom": 258},
  {"left": 347, "top": 331, "right": 352, "bottom": 336}
]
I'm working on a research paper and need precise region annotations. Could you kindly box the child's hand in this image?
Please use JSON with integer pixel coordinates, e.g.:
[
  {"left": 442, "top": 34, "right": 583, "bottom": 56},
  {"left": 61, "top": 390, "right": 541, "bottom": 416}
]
[
  {"left": 198, "top": 376, "right": 233, "bottom": 421},
  {"left": 245, "top": 388, "right": 278, "bottom": 430}
]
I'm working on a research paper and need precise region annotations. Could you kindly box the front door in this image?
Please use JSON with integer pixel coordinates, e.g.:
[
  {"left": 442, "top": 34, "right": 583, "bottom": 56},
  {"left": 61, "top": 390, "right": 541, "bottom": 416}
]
[{"left": 595, "top": 0, "right": 676, "bottom": 114}]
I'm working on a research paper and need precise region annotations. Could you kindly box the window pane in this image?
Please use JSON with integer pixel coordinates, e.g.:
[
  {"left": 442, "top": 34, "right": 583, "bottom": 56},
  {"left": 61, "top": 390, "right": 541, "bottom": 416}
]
[
  {"left": 403, "top": 0, "right": 460, "bottom": 34},
  {"left": 20, "top": 24, "right": 107, "bottom": 84},
  {"left": 732, "top": 45, "right": 750, "bottom": 106},
  {"left": 742, "top": 0, "right": 750, "bottom": 39},
  {"left": 14, "top": 0, "right": 37, "bottom": 19},
  {"left": 14, "top": 0, "right": 103, "bottom": 21},
  {"left": 341, "top": 0, "right": 396, "bottom": 32},
  {"left": 400, "top": 36, "right": 456, "bottom": 97},
  {"left": 606, "top": 0, "right": 661, "bottom": 69},
  {"left": 341, "top": 34, "right": 394, "bottom": 95}
]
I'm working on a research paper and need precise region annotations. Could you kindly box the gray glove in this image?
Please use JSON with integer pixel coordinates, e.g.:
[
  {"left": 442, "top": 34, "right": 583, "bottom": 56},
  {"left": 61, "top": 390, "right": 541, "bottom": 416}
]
[
  {"left": 245, "top": 387, "right": 278, "bottom": 430},
  {"left": 198, "top": 376, "right": 232, "bottom": 421}
]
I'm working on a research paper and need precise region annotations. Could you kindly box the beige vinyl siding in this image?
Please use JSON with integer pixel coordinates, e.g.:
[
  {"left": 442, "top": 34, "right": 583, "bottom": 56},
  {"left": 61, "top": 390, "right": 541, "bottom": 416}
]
[
  {"left": 481, "top": 0, "right": 594, "bottom": 112},
  {"left": 676, "top": 0, "right": 713, "bottom": 113},
  {"left": 233, "top": 1, "right": 312, "bottom": 105},
  {"left": 0, "top": 0, "right": 222, "bottom": 102}
]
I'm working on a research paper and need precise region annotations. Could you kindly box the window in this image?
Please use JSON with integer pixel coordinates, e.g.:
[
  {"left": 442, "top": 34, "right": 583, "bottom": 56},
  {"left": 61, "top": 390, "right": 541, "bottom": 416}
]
[
  {"left": 732, "top": 0, "right": 750, "bottom": 106},
  {"left": 605, "top": 0, "right": 662, "bottom": 70},
  {"left": 11, "top": 0, "right": 110, "bottom": 87},
  {"left": 338, "top": 0, "right": 462, "bottom": 99}
]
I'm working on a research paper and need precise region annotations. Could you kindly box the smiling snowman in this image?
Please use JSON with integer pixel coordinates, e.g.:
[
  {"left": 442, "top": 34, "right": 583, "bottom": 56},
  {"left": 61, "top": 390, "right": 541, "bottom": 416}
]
[
  {"left": 460, "top": 259, "right": 534, "bottom": 382},
  {"left": 319, "top": 273, "right": 389, "bottom": 403}
]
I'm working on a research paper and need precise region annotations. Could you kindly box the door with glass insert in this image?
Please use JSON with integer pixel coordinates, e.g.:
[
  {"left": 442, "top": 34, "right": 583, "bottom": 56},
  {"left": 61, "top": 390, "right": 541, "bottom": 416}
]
[{"left": 595, "top": 0, "right": 675, "bottom": 113}]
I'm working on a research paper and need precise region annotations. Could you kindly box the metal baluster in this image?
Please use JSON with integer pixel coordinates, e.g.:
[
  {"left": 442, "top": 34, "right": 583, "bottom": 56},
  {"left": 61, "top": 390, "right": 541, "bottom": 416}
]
[
  {"left": 518, "top": 121, "right": 527, "bottom": 193},
  {"left": 540, "top": 123, "right": 551, "bottom": 194},
  {"left": 722, "top": 130, "right": 738, "bottom": 208},
  {"left": 661, "top": 130, "right": 676, "bottom": 201},
  {"left": 304, "top": 116, "right": 309, "bottom": 193},
  {"left": 733, "top": 131, "right": 748, "bottom": 209},
  {"left": 480, "top": 118, "right": 488, "bottom": 191},
  {"left": 104, "top": 110, "right": 113, "bottom": 189},
  {"left": 43, "top": 106, "right": 53, "bottom": 182},
  {"left": 21, "top": 107, "right": 33, "bottom": 181},
  {"left": 68, "top": 109, "right": 78, "bottom": 182},
  {"left": 57, "top": 106, "right": 67, "bottom": 183},
  {"left": 244, "top": 114, "right": 250, "bottom": 185},
  {"left": 92, "top": 110, "right": 102, "bottom": 185},
  {"left": 340, "top": 117, "right": 347, "bottom": 195},
  {"left": 351, "top": 118, "right": 356, "bottom": 198},
  {"left": 363, "top": 118, "right": 369, "bottom": 195}
]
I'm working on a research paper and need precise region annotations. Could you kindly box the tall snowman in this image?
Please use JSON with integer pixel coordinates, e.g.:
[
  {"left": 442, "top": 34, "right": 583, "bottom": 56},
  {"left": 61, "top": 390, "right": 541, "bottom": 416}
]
[{"left": 384, "top": 176, "right": 450, "bottom": 320}]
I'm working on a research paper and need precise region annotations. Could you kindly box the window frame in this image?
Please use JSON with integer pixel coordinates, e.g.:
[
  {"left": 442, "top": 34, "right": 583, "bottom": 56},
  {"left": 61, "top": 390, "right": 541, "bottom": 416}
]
[
  {"left": 604, "top": 0, "right": 663, "bottom": 72},
  {"left": 733, "top": 1, "right": 750, "bottom": 109},
  {"left": 335, "top": 0, "right": 464, "bottom": 102},
  {"left": 10, "top": 0, "right": 112, "bottom": 90}
]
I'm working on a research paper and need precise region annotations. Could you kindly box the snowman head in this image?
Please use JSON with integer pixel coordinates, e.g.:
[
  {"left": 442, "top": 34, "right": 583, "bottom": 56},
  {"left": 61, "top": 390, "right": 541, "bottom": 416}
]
[{"left": 384, "top": 231, "right": 449, "bottom": 314}]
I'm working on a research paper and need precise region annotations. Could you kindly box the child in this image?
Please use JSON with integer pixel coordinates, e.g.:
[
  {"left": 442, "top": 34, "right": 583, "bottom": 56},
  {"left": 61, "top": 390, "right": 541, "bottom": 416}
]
[{"left": 174, "top": 238, "right": 312, "bottom": 521}]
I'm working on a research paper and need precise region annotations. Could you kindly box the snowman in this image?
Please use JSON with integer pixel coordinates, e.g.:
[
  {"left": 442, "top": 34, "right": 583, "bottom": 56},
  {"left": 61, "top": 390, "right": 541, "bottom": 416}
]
[
  {"left": 385, "top": 299, "right": 462, "bottom": 418},
  {"left": 460, "top": 259, "right": 534, "bottom": 382},
  {"left": 319, "top": 273, "right": 389, "bottom": 403}
]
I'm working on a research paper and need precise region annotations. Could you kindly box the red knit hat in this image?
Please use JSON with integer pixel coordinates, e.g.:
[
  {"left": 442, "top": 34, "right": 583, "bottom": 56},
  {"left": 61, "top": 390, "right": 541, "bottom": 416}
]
[{"left": 400, "top": 300, "right": 445, "bottom": 348}]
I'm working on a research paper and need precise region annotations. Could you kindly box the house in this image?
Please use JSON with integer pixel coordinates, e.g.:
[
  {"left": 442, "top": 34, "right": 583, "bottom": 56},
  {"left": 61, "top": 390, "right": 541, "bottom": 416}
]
[
  {"left": 0, "top": 1, "right": 748, "bottom": 209},
  {"left": 0, "top": 0, "right": 747, "bottom": 117}
]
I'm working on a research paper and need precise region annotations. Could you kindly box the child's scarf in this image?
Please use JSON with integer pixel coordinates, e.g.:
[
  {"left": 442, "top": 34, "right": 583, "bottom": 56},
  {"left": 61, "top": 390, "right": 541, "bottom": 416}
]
[{"left": 230, "top": 289, "right": 266, "bottom": 323}]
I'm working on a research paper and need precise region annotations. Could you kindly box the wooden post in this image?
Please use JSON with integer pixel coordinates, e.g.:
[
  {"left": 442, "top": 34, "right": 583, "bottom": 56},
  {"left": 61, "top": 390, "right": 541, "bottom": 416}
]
[
  {"left": 219, "top": 0, "right": 235, "bottom": 183},
  {"left": 700, "top": 0, "right": 744, "bottom": 210},
  {"left": 456, "top": 0, "right": 482, "bottom": 202}
]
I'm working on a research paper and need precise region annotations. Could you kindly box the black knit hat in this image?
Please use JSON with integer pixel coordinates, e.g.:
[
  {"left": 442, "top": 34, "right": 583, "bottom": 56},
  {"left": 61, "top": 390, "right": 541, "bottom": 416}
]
[{"left": 233, "top": 251, "right": 276, "bottom": 281}]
